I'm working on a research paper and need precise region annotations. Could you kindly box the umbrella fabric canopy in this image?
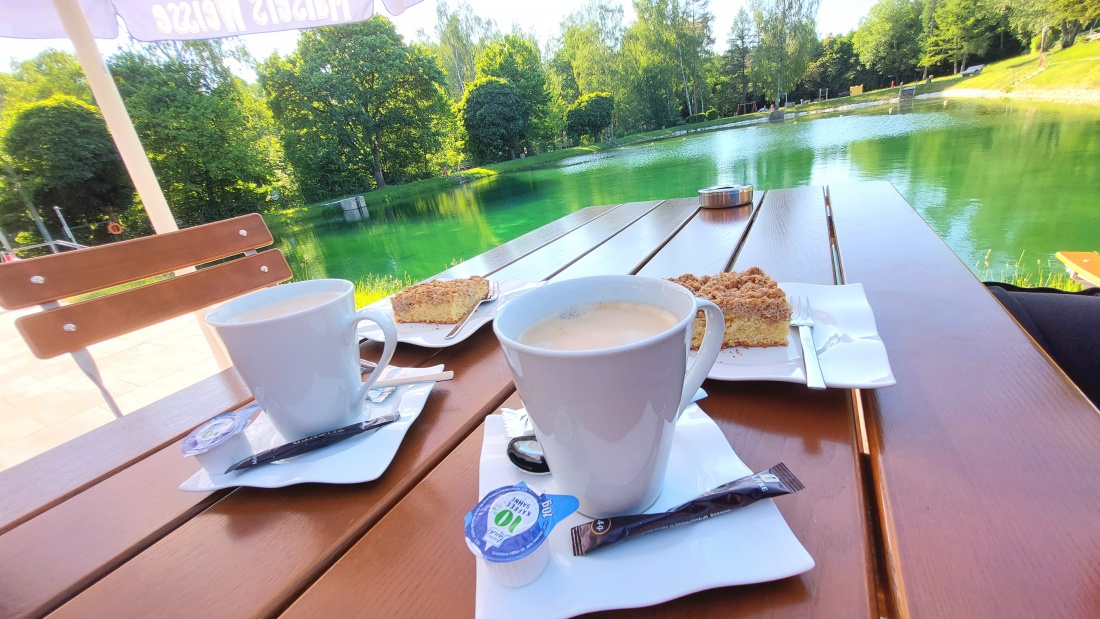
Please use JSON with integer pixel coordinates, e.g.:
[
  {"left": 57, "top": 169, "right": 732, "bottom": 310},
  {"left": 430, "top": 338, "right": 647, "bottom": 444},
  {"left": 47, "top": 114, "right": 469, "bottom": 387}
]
[{"left": 1, "top": 0, "right": 424, "bottom": 41}]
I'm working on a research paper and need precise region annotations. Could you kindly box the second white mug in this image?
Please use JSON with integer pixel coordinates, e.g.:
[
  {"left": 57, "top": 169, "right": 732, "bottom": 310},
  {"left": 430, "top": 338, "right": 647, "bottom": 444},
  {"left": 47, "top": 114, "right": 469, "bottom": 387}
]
[{"left": 206, "top": 279, "right": 397, "bottom": 442}]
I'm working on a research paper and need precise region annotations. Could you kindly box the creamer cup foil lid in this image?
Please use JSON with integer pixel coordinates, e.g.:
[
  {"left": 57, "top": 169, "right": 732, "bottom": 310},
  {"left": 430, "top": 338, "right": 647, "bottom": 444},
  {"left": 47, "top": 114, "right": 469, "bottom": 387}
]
[
  {"left": 181, "top": 405, "right": 258, "bottom": 456},
  {"left": 464, "top": 483, "right": 578, "bottom": 563}
]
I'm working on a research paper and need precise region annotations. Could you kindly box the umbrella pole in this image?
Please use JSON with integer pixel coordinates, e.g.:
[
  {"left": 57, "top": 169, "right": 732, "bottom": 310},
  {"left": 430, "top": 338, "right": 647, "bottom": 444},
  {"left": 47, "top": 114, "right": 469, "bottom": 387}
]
[
  {"left": 49, "top": 0, "right": 178, "bottom": 236},
  {"left": 50, "top": 0, "right": 234, "bottom": 372}
]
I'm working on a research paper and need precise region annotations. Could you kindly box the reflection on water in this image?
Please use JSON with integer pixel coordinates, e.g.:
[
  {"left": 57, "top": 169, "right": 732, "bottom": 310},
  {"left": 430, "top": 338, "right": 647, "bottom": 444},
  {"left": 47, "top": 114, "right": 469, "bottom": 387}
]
[{"left": 270, "top": 99, "right": 1099, "bottom": 283}]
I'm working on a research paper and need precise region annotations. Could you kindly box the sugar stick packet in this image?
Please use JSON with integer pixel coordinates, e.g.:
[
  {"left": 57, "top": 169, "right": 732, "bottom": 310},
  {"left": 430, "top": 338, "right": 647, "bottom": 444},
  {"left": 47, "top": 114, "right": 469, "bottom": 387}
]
[{"left": 570, "top": 463, "right": 804, "bottom": 556}]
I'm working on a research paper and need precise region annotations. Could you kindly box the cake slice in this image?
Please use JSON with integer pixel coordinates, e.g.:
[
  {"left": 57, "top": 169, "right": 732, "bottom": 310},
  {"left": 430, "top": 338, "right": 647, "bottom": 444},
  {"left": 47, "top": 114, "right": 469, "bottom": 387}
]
[
  {"left": 669, "top": 267, "right": 791, "bottom": 349},
  {"left": 391, "top": 276, "right": 490, "bottom": 324}
]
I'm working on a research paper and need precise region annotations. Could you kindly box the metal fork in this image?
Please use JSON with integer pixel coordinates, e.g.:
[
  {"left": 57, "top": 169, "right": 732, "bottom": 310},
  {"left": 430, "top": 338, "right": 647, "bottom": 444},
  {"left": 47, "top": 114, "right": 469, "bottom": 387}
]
[
  {"left": 445, "top": 280, "right": 500, "bottom": 339},
  {"left": 790, "top": 295, "right": 827, "bottom": 390}
]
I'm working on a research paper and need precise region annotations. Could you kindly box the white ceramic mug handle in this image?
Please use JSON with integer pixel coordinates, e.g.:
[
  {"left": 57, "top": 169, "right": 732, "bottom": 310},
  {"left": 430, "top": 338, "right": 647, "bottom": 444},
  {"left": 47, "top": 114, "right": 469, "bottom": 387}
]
[
  {"left": 679, "top": 298, "right": 724, "bottom": 413},
  {"left": 349, "top": 308, "right": 398, "bottom": 407}
]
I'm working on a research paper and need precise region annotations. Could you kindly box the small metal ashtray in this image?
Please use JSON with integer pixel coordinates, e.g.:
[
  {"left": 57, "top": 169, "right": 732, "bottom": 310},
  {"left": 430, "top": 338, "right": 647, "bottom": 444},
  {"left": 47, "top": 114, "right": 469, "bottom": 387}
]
[{"left": 699, "top": 185, "right": 753, "bottom": 209}]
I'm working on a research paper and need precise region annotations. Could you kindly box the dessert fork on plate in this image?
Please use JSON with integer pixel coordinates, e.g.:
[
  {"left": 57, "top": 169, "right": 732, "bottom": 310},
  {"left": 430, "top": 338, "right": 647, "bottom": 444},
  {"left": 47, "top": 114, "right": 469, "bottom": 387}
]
[
  {"left": 790, "top": 295, "right": 827, "bottom": 390},
  {"left": 445, "top": 280, "right": 500, "bottom": 340}
]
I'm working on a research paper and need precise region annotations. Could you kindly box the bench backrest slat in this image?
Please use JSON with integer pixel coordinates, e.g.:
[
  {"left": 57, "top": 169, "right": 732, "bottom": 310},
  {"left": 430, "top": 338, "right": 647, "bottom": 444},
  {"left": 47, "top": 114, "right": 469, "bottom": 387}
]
[
  {"left": 16, "top": 249, "right": 291, "bottom": 359},
  {"left": 0, "top": 214, "right": 274, "bottom": 309}
]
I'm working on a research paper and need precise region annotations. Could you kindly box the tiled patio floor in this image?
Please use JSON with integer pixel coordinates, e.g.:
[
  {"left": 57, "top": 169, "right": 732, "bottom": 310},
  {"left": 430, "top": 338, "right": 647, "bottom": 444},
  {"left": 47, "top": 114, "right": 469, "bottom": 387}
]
[{"left": 0, "top": 307, "right": 223, "bottom": 472}]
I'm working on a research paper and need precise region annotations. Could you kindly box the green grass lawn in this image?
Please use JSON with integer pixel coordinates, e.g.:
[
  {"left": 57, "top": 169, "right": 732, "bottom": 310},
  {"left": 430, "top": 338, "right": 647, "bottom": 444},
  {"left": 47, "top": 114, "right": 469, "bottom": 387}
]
[{"left": 948, "top": 40, "right": 1100, "bottom": 92}]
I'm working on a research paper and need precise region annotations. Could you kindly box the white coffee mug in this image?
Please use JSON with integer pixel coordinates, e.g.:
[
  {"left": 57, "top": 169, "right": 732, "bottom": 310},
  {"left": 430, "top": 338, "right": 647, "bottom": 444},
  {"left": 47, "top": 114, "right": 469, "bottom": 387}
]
[
  {"left": 493, "top": 275, "right": 724, "bottom": 517},
  {"left": 206, "top": 279, "right": 397, "bottom": 442}
]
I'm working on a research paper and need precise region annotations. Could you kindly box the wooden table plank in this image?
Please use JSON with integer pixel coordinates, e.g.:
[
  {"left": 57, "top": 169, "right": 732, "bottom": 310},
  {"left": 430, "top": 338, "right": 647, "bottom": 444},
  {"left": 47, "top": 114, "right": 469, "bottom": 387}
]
[
  {"left": 490, "top": 201, "right": 664, "bottom": 282},
  {"left": 46, "top": 208, "right": 639, "bottom": 618},
  {"left": 48, "top": 328, "right": 517, "bottom": 619},
  {"left": 734, "top": 186, "right": 834, "bottom": 284},
  {"left": 0, "top": 444, "right": 220, "bottom": 619},
  {"left": 436, "top": 204, "right": 619, "bottom": 280},
  {"left": 284, "top": 387, "right": 874, "bottom": 617},
  {"left": 0, "top": 368, "right": 251, "bottom": 534},
  {"left": 635, "top": 195, "right": 760, "bottom": 279},
  {"left": 284, "top": 188, "right": 876, "bottom": 618},
  {"left": 828, "top": 180, "right": 1100, "bottom": 618},
  {"left": 0, "top": 346, "right": 433, "bottom": 619},
  {"left": 551, "top": 198, "right": 700, "bottom": 282},
  {"left": 12, "top": 207, "right": 639, "bottom": 618}
]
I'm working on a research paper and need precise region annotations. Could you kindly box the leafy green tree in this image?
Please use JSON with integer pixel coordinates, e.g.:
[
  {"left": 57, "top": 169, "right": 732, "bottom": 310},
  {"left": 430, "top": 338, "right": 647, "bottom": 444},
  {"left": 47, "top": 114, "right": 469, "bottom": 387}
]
[
  {"left": 677, "top": 0, "right": 716, "bottom": 118},
  {"left": 3, "top": 95, "right": 132, "bottom": 231},
  {"left": 549, "top": 2, "right": 625, "bottom": 136},
  {"left": 1051, "top": 0, "right": 1100, "bottom": 46},
  {"left": 566, "top": 92, "right": 614, "bottom": 143},
  {"left": 749, "top": 0, "right": 821, "bottom": 106},
  {"left": 111, "top": 41, "right": 293, "bottom": 226},
  {"left": 475, "top": 34, "right": 552, "bottom": 150},
  {"left": 0, "top": 50, "right": 92, "bottom": 134},
  {"left": 260, "top": 17, "right": 451, "bottom": 200},
  {"left": 799, "top": 33, "right": 880, "bottom": 96},
  {"left": 853, "top": 0, "right": 923, "bottom": 84},
  {"left": 432, "top": 1, "right": 498, "bottom": 100},
  {"left": 1, "top": 50, "right": 98, "bottom": 238},
  {"left": 459, "top": 76, "right": 527, "bottom": 162},
  {"left": 723, "top": 8, "right": 756, "bottom": 112},
  {"left": 617, "top": 0, "right": 686, "bottom": 130},
  {"left": 924, "top": 0, "right": 997, "bottom": 73}
]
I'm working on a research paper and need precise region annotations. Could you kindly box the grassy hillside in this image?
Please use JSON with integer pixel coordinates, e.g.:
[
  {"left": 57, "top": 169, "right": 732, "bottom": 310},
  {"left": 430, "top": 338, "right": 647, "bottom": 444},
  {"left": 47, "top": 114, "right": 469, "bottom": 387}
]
[{"left": 948, "top": 40, "right": 1100, "bottom": 93}]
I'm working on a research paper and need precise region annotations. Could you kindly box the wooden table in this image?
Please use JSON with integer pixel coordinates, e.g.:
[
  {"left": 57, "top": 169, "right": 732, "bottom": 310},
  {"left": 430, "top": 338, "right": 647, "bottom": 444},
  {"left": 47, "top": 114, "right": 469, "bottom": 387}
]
[{"left": 1, "top": 181, "right": 1097, "bottom": 619}]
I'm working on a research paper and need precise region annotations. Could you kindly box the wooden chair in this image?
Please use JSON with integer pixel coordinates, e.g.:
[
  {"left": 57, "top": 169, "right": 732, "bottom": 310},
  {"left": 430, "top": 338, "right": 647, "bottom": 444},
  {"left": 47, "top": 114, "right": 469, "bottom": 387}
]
[{"left": 0, "top": 214, "right": 292, "bottom": 417}]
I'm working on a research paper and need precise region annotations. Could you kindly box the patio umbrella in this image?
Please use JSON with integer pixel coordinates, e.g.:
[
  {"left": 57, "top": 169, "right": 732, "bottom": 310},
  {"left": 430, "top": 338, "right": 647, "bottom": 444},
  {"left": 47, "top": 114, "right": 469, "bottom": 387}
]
[
  {"left": 1, "top": 0, "right": 426, "bottom": 376},
  {"left": 0, "top": 0, "right": 426, "bottom": 234}
]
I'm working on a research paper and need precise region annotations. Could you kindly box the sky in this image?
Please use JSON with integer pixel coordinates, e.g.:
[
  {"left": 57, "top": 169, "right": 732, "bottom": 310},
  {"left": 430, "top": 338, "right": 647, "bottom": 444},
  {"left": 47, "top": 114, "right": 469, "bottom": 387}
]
[{"left": 0, "top": 0, "right": 876, "bottom": 77}]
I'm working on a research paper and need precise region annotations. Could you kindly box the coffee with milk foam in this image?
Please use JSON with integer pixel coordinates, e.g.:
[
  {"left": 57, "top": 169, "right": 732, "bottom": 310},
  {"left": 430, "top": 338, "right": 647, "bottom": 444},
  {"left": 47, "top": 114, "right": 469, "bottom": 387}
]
[
  {"left": 519, "top": 301, "right": 679, "bottom": 351},
  {"left": 226, "top": 290, "right": 344, "bottom": 324}
]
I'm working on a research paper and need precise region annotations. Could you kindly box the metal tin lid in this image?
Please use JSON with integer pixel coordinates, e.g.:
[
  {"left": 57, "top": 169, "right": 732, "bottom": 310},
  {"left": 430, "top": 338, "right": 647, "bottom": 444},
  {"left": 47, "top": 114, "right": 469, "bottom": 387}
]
[{"left": 699, "top": 185, "right": 753, "bottom": 209}]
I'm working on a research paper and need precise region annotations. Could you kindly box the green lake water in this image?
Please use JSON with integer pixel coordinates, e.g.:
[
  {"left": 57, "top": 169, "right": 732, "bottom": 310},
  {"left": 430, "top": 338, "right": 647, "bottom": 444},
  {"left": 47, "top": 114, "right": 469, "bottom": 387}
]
[{"left": 270, "top": 99, "right": 1099, "bottom": 286}]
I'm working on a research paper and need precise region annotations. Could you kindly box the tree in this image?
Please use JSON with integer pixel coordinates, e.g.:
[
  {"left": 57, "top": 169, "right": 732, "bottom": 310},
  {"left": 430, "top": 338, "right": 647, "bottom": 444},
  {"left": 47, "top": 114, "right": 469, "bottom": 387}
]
[
  {"left": 617, "top": 0, "right": 686, "bottom": 130},
  {"left": 924, "top": 0, "right": 997, "bottom": 73},
  {"left": 3, "top": 96, "right": 132, "bottom": 230},
  {"left": 1052, "top": 0, "right": 1100, "bottom": 46},
  {"left": 432, "top": 1, "right": 497, "bottom": 100},
  {"left": 111, "top": 41, "right": 293, "bottom": 226},
  {"left": 724, "top": 8, "right": 756, "bottom": 112},
  {"left": 0, "top": 50, "right": 92, "bottom": 133},
  {"left": 475, "top": 34, "right": 552, "bottom": 150},
  {"left": 749, "top": 0, "right": 822, "bottom": 106},
  {"left": 459, "top": 77, "right": 527, "bottom": 163},
  {"left": 549, "top": 2, "right": 625, "bottom": 136},
  {"left": 260, "top": 17, "right": 452, "bottom": 200},
  {"left": 799, "top": 33, "right": 881, "bottom": 97},
  {"left": 853, "top": 0, "right": 923, "bottom": 84},
  {"left": 566, "top": 92, "right": 614, "bottom": 143},
  {"left": 680, "top": 0, "right": 716, "bottom": 117}
]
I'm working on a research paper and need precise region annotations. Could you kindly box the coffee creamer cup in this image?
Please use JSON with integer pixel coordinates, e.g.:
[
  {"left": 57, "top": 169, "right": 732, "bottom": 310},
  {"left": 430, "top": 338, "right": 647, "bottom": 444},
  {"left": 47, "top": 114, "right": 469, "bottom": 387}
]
[{"left": 464, "top": 483, "right": 578, "bottom": 587}]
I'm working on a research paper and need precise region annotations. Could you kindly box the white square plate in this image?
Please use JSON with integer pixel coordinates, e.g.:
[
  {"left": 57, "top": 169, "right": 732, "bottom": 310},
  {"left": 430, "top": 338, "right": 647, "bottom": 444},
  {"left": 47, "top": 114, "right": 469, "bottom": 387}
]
[
  {"left": 694, "top": 282, "right": 896, "bottom": 388},
  {"left": 474, "top": 405, "right": 814, "bottom": 619},
  {"left": 358, "top": 280, "right": 544, "bottom": 348},
  {"left": 179, "top": 365, "right": 441, "bottom": 491}
]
